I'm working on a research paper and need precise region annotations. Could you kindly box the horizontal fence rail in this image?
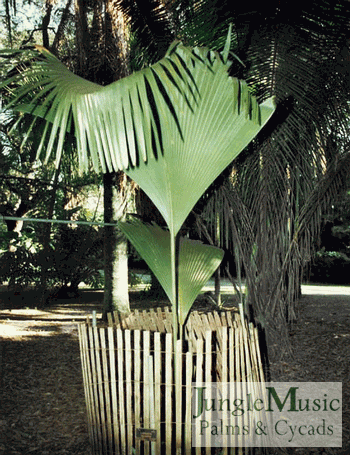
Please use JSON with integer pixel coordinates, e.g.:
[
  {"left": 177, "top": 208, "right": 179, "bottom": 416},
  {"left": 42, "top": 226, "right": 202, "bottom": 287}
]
[{"left": 78, "top": 308, "right": 265, "bottom": 455}]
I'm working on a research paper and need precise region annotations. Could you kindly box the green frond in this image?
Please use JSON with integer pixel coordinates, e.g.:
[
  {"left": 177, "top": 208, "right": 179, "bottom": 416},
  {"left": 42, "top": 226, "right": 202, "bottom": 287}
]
[
  {"left": 119, "top": 216, "right": 224, "bottom": 324},
  {"left": 177, "top": 235, "right": 224, "bottom": 325}
]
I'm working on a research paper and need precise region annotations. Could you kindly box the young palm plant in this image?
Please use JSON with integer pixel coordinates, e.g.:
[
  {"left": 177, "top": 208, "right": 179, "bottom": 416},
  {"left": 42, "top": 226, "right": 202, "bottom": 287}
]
[{"left": 1, "top": 37, "right": 275, "bottom": 338}]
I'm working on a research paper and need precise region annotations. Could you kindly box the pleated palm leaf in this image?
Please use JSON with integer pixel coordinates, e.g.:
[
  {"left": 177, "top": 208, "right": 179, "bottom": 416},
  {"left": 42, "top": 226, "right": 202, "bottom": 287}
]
[{"left": 1, "top": 39, "right": 275, "bottom": 332}]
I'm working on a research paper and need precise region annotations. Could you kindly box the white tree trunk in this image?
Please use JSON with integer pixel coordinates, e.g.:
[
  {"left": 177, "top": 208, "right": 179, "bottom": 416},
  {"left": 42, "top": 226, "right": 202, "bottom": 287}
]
[{"left": 103, "top": 171, "right": 134, "bottom": 318}]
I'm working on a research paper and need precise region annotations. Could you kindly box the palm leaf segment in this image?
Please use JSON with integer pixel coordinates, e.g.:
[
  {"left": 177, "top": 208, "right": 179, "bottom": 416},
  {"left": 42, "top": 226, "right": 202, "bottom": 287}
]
[
  {"left": 2, "top": 40, "right": 275, "bottom": 327},
  {"left": 120, "top": 217, "right": 224, "bottom": 325}
]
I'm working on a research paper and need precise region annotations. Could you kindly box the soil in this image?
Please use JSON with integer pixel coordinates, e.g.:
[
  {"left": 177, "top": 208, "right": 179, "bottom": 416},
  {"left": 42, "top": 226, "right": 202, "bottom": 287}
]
[{"left": 0, "top": 286, "right": 349, "bottom": 455}]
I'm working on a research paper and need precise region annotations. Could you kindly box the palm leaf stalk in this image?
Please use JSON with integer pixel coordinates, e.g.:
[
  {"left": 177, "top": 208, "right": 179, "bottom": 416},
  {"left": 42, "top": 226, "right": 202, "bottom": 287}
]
[{"left": 0, "top": 39, "right": 275, "bottom": 339}]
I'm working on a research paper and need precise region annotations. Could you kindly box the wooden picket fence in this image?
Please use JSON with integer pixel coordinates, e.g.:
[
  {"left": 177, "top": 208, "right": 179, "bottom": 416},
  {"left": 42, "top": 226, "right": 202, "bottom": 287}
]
[{"left": 78, "top": 307, "right": 266, "bottom": 455}]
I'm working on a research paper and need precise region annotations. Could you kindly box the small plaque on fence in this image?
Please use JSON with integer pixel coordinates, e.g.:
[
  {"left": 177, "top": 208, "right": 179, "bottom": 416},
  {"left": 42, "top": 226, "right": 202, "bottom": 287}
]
[{"left": 136, "top": 428, "right": 157, "bottom": 441}]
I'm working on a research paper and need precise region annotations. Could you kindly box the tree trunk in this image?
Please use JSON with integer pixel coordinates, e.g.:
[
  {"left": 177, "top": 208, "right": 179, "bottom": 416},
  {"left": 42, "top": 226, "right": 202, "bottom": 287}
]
[
  {"left": 73, "top": 1, "right": 132, "bottom": 319},
  {"left": 39, "top": 165, "right": 61, "bottom": 303},
  {"left": 261, "top": 315, "right": 291, "bottom": 380},
  {"left": 103, "top": 171, "right": 133, "bottom": 319}
]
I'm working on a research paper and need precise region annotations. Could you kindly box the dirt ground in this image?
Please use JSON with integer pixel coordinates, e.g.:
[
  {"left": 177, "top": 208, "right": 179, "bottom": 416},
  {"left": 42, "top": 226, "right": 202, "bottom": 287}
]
[{"left": 0, "top": 286, "right": 349, "bottom": 455}]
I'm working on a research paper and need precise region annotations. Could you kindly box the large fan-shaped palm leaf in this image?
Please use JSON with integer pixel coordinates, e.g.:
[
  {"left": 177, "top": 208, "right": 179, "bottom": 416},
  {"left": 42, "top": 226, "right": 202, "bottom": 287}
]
[
  {"left": 4, "top": 42, "right": 275, "bottom": 236},
  {"left": 1, "top": 40, "right": 275, "bottom": 331}
]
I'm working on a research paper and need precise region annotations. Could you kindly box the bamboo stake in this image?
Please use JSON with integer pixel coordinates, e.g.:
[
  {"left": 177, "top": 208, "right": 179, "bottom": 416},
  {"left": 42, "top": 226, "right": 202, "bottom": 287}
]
[
  {"left": 238, "top": 326, "right": 244, "bottom": 455},
  {"left": 134, "top": 330, "right": 141, "bottom": 454},
  {"left": 229, "top": 327, "right": 235, "bottom": 383},
  {"left": 191, "top": 312, "right": 205, "bottom": 340},
  {"left": 107, "top": 326, "right": 120, "bottom": 455},
  {"left": 195, "top": 339, "right": 203, "bottom": 455},
  {"left": 143, "top": 330, "right": 151, "bottom": 455},
  {"left": 205, "top": 331, "right": 212, "bottom": 455},
  {"left": 156, "top": 307, "right": 166, "bottom": 332},
  {"left": 233, "top": 325, "right": 242, "bottom": 454},
  {"left": 94, "top": 328, "right": 108, "bottom": 453},
  {"left": 148, "top": 354, "right": 156, "bottom": 455},
  {"left": 165, "top": 333, "right": 172, "bottom": 455},
  {"left": 221, "top": 327, "right": 228, "bottom": 454},
  {"left": 154, "top": 333, "right": 162, "bottom": 454},
  {"left": 207, "top": 311, "right": 216, "bottom": 329},
  {"left": 228, "top": 327, "right": 235, "bottom": 451},
  {"left": 220, "top": 311, "right": 228, "bottom": 327},
  {"left": 116, "top": 328, "right": 126, "bottom": 455},
  {"left": 78, "top": 324, "right": 95, "bottom": 452},
  {"left": 88, "top": 326, "right": 103, "bottom": 455},
  {"left": 107, "top": 312, "right": 113, "bottom": 327},
  {"left": 175, "top": 340, "right": 183, "bottom": 453},
  {"left": 185, "top": 351, "right": 193, "bottom": 454},
  {"left": 125, "top": 330, "right": 133, "bottom": 452},
  {"left": 100, "top": 328, "right": 113, "bottom": 455},
  {"left": 213, "top": 311, "right": 223, "bottom": 328}
]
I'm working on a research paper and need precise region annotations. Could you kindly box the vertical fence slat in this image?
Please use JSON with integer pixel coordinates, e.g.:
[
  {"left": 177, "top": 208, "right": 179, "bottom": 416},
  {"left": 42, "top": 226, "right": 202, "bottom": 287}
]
[
  {"left": 148, "top": 355, "right": 156, "bottom": 455},
  {"left": 207, "top": 312, "right": 216, "bottom": 330},
  {"left": 100, "top": 327, "right": 113, "bottom": 455},
  {"left": 220, "top": 311, "right": 228, "bottom": 327},
  {"left": 154, "top": 332, "right": 162, "bottom": 455},
  {"left": 175, "top": 340, "right": 183, "bottom": 454},
  {"left": 233, "top": 324, "right": 241, "bottom": 454},
  {"left": 78, "top": 324, "right": 96, "bottom": 452},
  {"left": 240, "top": 325, "right": 246, "bottom": 381},
  {"left": 143, "top": 330, "right": 151, "bottom": 455},
  {"left": 220, "top": 327, "right": 228, "bottom": 454},
  {"left": 163, "top": 307, "right": 172, "bottom": 333},
  {"left": 185, "top": 351, "right": 193, "bottom": 454},
  {"left": 89, "top": 326, "right": 103, "bottom": 455},
  {"left": 229, "top": 327, "right": 235, "bottom": 382},
  {"left": 94, "top": 328, "right": 107, "bottom": 454},
  {"left": 134, "top": 330, "right": 141, "bottom": 455},
  {"left": 156, "top": 308, "right": 166, "bottom": 332},
  {"left": 226, "top": 310, "right": 236, "bottom": 327},
  {"left": 229, "top": 327, "right": 236, "bottom": 453},
  {"left": 125, "top": 330, "right": 133, "bottom": 453},
  {"left": 165, "top": 333, "right": 172, "bottom": 455},
  {"left": 238, "top": 326, "right": 244, "bottom": 455},
  {"left": 205, "top": 331, "right": 212, "bottom": 455},
  {"left": 221, "top": 327, "right": 228, "bottom": 382},
  {"left": 116, "top": 328, "right": 126, "bottom": 455},
  {"left": 107, "top": 326, "right": 119, "bottom": 455},
  {"left": 107, "top": 312, "right": 113, "bottom": 327},
  {"left": 191, "top": 312, "right": 204, "bottom": 341},
  {"left": 195, "top": 338, "right": 203, "bottom": 455},
  {"left": 213, "top": 311, "right": 222, "bottom": 328}
]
